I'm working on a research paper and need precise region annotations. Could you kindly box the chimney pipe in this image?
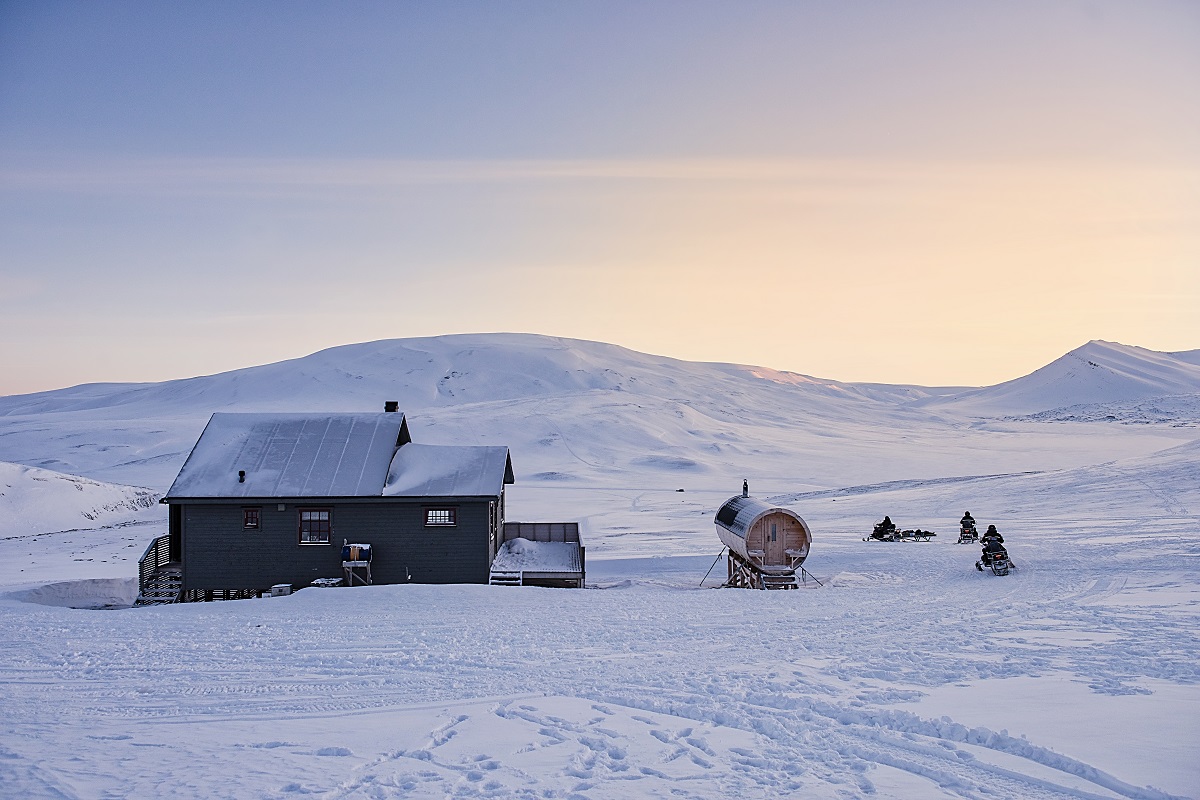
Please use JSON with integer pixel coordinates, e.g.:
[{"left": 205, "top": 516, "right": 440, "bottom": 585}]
[
  {"left": 742, "top": 479, "right": 748, "bottom": 498},
  {"left": 384, "top": 400, "right": 399, "bottom": 413}
]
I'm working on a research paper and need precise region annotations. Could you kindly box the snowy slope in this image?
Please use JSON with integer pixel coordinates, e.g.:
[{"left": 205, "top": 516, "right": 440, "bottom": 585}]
[
  {"left": 1169, "top": 348, "right": 1200, "bottom": 367},
  {"left": 0, "top": 334, "right": 1198, "bottom": 798},
  {"left": 0, "top": 334, "right": 938, "bottom": 488},
  {"left": 0, "top": 461, "right": 158, "bottom": 537},
  {"left": 1, "top": 437, "right": 1198, "bottom": 797},
  {"left": 0, "top": 335, "right": 1196, "bottom": 493},
  {"left": 921, "top": 340, "right": 1200, "bottom": 417},
  {"left": 0, "top": 333, "right": 911, "bottom": 417}
]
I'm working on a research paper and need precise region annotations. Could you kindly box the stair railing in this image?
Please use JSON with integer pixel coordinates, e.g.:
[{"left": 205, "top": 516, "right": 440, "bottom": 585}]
[
  {"left": 138, "top": 534, "right": 173, "bottom": 594},
  {"left": 797, "top": 565, "right": 823, "bottom": 587}
]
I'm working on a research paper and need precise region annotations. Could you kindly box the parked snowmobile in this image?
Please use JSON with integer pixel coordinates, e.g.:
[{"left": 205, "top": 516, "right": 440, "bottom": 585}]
[{"left": 864, "top": 517, "right": 900, "bottom": 541}]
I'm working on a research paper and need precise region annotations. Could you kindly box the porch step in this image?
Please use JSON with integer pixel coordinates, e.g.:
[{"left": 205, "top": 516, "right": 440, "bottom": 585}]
[
  {"left": 489, "top": 570, "right": 523, "bottom": 586},
  {"left": 761, "top": 572, "right": 800, "bottom": 590}
]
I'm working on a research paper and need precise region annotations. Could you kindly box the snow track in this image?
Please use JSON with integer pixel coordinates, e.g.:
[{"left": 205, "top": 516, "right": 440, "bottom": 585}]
[{"left": 1, "top": 510, "right": 1195, "bottom": 799}]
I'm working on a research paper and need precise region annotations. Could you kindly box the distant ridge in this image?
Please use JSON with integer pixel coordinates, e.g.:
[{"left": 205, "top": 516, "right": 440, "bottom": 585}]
[
  {"left": 918, "top": 340, "right": 1200, "bottom": 416},
  {"left": 1169, "top": 348, "right": 1200, "bottom": 367},
  {"left": 0, "top": 333, "right": 1195, "bottom": 490},
  {"left": 0, "top": 333, "right": 931, "bottom": 418}
]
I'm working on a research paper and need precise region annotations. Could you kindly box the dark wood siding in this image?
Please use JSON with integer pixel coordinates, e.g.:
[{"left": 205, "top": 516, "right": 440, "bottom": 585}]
[{"left": 180, "top": 496, "right": 496, "bottom": 591}]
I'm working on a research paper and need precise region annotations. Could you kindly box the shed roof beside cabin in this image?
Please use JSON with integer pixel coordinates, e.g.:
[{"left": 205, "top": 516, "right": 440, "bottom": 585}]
[{"left": 163, "top": 412, "right": 512, "bottom": 500}]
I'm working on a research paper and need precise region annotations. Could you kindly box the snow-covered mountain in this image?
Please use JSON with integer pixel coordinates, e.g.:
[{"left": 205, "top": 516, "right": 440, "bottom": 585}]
[
  {"left": 0, "top": 333, "right": 921, "bottom": 417},
  {"left": 0, "top": 334, "right": 1196, "bottom": 495},
  {"left": 918, "top": 340, "right": 1200, "bottom": 417}
]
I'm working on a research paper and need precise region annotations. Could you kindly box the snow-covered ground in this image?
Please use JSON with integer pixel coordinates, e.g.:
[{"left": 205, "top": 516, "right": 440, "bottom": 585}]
[{"left": 1, "top": 334, "right": 1197, "bottom": 798}]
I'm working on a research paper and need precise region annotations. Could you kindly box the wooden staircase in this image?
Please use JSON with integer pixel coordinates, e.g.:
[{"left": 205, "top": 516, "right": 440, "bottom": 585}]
[
  {"left": 136, "top": 534, "right": 183, "bottom": 605},
  {"left": 489, "top": 570, "right": 523, "bottom": 586},
  {"left": 135, "top": 565, "right": 183, "bottom": 605},
  {"left": 760, "top": 572, "right": 800, "bottom": 590}
]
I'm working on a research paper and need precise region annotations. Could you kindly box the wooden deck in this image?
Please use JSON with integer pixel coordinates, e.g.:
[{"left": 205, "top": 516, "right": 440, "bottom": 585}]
[{"left": 491, "top": 522, "right": 585, "bottom": 588}]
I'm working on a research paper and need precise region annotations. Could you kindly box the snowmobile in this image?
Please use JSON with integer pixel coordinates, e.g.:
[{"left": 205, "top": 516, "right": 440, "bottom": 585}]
[
  {"left": 864, "top": 521, "right": 900, "bottom": 541},
  {"left": 957, "top": 523, "right": 979, "bottom": 544},
  {"left": 976, "top": 545, "right": 1012, "bottom": 576}
]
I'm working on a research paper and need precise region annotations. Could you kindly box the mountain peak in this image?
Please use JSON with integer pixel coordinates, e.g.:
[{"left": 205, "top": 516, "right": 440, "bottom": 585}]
[{"left": 928, "top": 340, "right": 1200, "bottom": 416}]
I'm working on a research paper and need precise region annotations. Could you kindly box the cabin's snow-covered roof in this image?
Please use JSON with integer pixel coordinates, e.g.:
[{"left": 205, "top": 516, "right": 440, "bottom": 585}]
[
  {"left": 384, "top": 443, "right": 514, "bottom": 498},
  {"left": 714, "top": 494, "right": 805, "bottom": 539},
  {"left": 165, "top": 413, "right": 409, "bottom": 499}
]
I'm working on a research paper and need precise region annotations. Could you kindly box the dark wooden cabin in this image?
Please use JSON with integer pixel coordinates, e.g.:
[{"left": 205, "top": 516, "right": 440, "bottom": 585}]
[{"left": 148, "top": 409, "right": 514, "bottom": 601}]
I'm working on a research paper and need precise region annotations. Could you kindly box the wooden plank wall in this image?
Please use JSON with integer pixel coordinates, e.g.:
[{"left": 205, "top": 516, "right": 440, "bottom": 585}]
[{"left": 181, "top": 498, "right": 496, "bottom": 590}]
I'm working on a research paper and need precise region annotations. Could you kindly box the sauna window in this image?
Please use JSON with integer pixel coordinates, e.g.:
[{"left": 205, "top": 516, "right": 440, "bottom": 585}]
[{"left": 771, "top": 523, "right": 777, "bottom": 542}]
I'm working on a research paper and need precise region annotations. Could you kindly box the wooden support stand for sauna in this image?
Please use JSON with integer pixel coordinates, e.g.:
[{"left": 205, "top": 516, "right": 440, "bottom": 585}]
[{"left": 715, "top": 493, "right": 813, "bottom": 590}]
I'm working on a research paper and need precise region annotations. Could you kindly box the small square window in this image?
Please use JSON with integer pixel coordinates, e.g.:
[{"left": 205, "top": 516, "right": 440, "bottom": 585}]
[
  {"left": 425, "top": 507, "right": 456, "bottom": 526},
  {"left": 243, "top": 508, "right": 261, "bottom": 530}
]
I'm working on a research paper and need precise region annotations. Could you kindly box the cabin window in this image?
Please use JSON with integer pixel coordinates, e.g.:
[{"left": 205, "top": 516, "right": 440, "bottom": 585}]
[
  {"left": 425, "top": 507, "right": 457, "bottom": 526},
  {"left": 242, "top": 508, "right": 261, "bottom": 530},
  {"left": 298, "top": 508, "right": 332, "bottom": 544},
  {"left": 771, "top": 523, "right": 777, "bottom": 542}
]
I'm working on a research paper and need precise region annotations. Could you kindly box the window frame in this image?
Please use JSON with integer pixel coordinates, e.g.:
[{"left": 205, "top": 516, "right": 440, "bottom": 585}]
[
  {"left": 298, "top": 507, "right": 332, "bottom": 544},
  {"left": 242, "top": 507, "right": 261, "bottom": 531},
  {"left": 424, "top": 506, "right": 458, "bottom": 527}
]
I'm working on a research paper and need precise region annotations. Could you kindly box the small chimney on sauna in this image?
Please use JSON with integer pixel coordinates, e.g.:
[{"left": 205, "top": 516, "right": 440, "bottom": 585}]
[
  {"left": 742, "top": 479, "right": 748, "bottom": 498},
  {"left": 383, "top": 400, "right": 399, "bottom": 413},
  {"left": 238, "top": 470, "right": 246, "bottom": 483}
]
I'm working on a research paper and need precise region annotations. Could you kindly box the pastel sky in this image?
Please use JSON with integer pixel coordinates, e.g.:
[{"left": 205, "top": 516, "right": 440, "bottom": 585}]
[{"left": 2, "top": 1, "right": 1198, "bottom": 395}]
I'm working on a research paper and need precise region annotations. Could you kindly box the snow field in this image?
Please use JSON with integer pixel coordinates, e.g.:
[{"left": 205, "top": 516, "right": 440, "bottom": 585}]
[
  {"left": 2, "top": 491, "right": 1196, "bottom": 799},
  {"left": 1, "top": 334, "right": 1198, "bottom": 798}
]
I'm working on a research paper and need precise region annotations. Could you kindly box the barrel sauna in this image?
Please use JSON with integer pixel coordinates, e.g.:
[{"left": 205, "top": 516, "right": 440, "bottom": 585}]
[{"left": 715, "top": 494, "right": 812, "bottom": 589}]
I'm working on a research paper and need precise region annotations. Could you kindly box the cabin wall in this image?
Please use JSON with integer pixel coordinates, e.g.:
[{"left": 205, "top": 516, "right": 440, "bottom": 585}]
[
  {"left": 746, "top": 521, "right": 762, "bottom": 552},
  {"left": 179, "top": 497, "right": 496, "bottom": 590},
  {"left": 783, "top": 516, "right": 810, "bottom": 558}
]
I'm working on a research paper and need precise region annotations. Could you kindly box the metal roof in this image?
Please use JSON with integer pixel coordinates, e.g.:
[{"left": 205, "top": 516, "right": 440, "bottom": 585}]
[
  {"left": 164, "top": 412, "right": 410, "bottom": 499},
  {"left": 714, "top": 494, "right": 806, "bottom": 539},
  {"left": 383, "top": 443, "right": 514, "bottom": 498}
]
